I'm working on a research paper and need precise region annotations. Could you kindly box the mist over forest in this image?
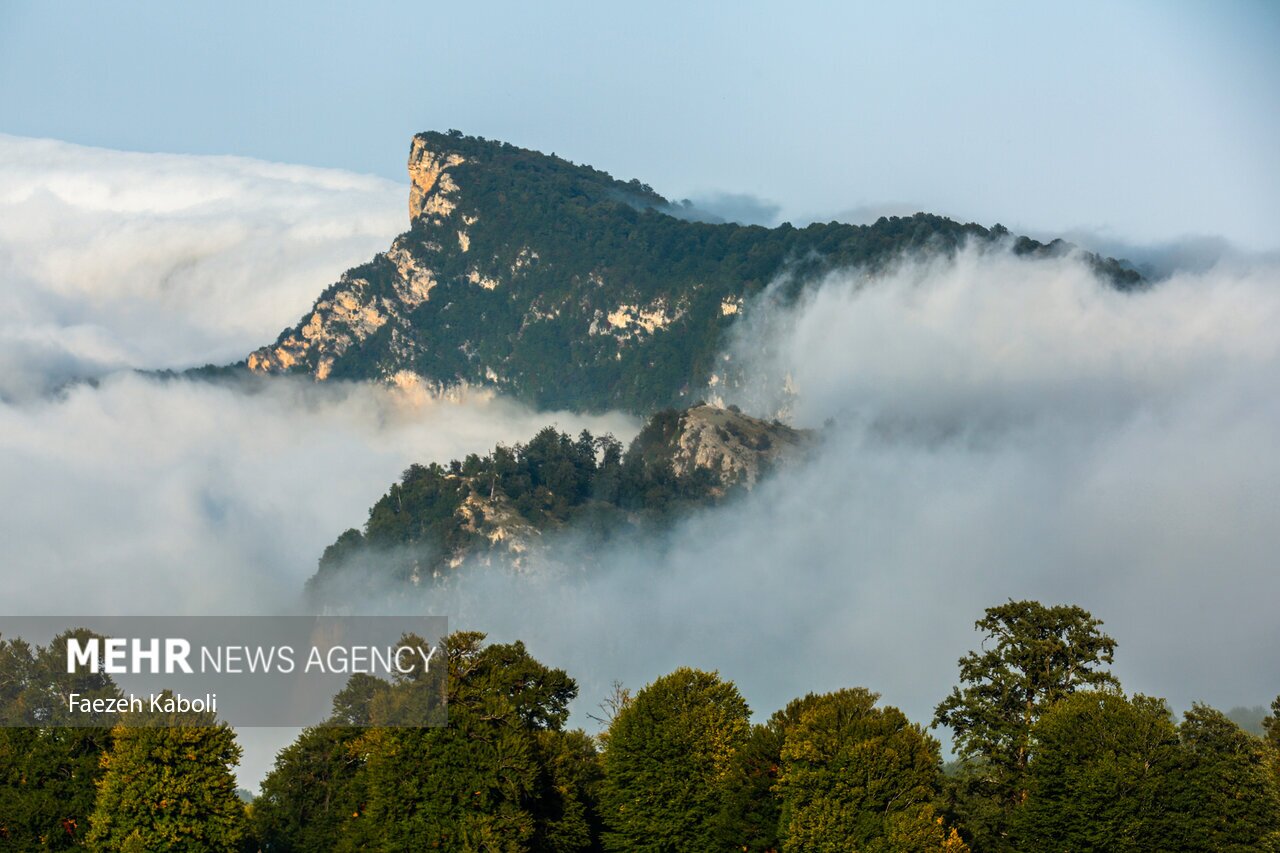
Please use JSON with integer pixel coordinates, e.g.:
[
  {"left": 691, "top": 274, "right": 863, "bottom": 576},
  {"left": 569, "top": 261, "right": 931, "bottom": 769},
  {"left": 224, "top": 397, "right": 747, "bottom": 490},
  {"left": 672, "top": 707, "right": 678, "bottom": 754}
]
[{"left": 1, "top": 135, "right": 1277, "bottom": 804}]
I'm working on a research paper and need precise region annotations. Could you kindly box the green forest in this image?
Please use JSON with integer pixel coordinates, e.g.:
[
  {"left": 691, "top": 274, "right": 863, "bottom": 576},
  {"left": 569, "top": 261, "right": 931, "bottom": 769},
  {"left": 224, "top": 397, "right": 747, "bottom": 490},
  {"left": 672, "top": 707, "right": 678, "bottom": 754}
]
[
  {"left": 239, "top": 131, "right": 1144, "bottom": 415},
  {"left": 3, "top": 601, "right": 1278, "bottom": 851},
  {"left": 307, "top": 408, "right": 773, "bottom": 598}
]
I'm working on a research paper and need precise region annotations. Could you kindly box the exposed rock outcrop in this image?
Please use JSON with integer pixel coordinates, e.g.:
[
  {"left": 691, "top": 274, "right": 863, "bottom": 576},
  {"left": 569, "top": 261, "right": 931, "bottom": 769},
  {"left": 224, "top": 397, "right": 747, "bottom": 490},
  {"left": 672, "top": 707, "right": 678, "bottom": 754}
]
[
  {"left": 668, "top": 404, "right": 809, "bottom": 490},
  {"left": 240, "top": 131, "right": 1142, "bottom": 414}
]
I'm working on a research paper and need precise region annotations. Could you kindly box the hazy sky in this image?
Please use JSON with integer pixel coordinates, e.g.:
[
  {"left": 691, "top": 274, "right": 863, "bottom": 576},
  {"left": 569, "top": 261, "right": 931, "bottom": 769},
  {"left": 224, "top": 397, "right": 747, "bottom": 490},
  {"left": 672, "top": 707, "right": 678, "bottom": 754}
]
[{"left": 2, "top": 1, "right": 1278, "bottom": 249}]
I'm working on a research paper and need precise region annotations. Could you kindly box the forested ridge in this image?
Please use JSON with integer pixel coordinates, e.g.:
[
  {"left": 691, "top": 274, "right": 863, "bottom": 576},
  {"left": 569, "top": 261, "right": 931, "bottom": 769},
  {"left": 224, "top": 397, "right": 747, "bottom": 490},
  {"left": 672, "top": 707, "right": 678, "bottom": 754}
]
[
  {"left": 3, "top": 602, "right": 1278, "bottom": 851},
  {"left": 237, "top": 131, "right": 1143, "bottom": 414},
  {"left": 308, "top": 404, "right": 806, "bottom": 598}
]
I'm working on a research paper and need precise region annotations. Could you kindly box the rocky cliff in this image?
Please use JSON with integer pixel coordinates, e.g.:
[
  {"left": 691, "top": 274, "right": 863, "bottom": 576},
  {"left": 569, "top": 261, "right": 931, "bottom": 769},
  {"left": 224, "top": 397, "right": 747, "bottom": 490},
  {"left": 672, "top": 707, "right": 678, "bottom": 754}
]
[
  {"left": 244, "top": 131, "right": 1141, "bottom": 414},
  {"left": 307, "top": 403, "right": 811, "bottom": 598}
]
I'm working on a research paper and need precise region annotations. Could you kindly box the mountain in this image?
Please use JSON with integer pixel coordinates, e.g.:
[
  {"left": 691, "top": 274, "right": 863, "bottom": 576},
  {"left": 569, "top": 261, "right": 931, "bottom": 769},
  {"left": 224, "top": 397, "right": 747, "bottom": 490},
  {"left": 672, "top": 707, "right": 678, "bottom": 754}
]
[
  {"left": 242, "top": 130, "right": 1141, "bottom": 414},
  {"left": 307, "top": 403, "right": 810, "bottom": 599}
]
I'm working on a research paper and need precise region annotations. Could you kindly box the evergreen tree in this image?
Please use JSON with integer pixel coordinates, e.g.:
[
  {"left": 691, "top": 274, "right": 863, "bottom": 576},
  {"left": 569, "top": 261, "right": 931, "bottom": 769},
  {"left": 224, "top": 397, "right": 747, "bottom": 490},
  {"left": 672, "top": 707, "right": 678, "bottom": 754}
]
[{"left": 600, "top": 667, "right": 750, "bottom": 852}]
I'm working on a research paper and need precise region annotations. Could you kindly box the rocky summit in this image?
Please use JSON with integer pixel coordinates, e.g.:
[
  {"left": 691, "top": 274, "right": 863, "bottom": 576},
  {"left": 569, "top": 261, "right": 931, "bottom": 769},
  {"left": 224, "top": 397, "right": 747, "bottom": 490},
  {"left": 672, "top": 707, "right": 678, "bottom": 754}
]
[
  {"left": 243, "top": 130, "right": 1140, "bottom": 415},
  {"left": 307, "top": 403, "right": 811, "bottom": 598}
]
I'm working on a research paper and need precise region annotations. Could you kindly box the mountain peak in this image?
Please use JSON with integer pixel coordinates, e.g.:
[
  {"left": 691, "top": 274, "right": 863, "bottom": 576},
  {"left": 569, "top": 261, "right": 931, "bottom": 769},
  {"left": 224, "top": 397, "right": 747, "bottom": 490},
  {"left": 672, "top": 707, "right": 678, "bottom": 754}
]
[
  {"left": 407, "top": 135, "right": 466, "bottom": 224},
  {"left": 243, "top": 131, "right": 1141, "bottom": 413}
]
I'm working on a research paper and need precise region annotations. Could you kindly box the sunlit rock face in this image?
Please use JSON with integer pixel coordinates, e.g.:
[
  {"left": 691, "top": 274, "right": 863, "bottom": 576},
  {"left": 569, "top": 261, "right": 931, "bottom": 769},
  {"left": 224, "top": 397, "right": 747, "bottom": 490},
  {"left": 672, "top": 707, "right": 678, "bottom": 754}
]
[{"left": 244, "top": 130, "right": 1141, "bottom": 414}]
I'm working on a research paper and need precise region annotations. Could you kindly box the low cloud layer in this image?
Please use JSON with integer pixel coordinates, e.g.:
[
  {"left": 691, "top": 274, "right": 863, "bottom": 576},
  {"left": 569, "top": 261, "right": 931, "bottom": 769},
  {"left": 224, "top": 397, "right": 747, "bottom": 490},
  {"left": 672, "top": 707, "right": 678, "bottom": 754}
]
[
  {"left": 1, "top": 138, "right": 1274, "bottom": 786},
  {"left": 0, "top": 140, "right": 635, "bottom": 784},
  {"left": 668, "top": 191, "right": 782, "bottom": 226},
  {"left": 0, "top": 375, "right": 633, "bottom": 615},
  {"left": 421, "top": 246, "right": 1280, "bottom": 751},
  {"left": 0, "top": 134, "right": 407, "bottom": 398}
]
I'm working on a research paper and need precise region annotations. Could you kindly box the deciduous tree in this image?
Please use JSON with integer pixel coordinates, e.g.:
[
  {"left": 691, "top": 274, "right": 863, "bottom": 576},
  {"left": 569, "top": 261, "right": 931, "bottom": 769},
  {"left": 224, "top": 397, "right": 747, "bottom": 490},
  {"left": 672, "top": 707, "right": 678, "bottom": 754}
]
[
  {"left": 86, "top": 702, "right": 248, "bottom": 852},
  {"left": 600, "top": 667, "right": 750, "bottom": 852},
  {"left": 778, "top": 688, "right": 963, "bottom": 853},
  {"left": 933, "top": 600, "right": 1118, "bottom": 850}
]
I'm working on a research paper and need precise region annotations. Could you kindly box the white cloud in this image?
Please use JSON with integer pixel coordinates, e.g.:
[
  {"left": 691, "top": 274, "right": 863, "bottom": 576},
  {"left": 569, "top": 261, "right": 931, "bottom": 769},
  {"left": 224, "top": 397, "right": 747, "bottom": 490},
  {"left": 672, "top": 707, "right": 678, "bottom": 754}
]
[
  {"left": 0, "top": 134, "right": 407, "bottom": 397},
  {"left": 415, "top": 247, "right": 1280, "bottom": 749},
  {"left": 1, "top": 137, "right": 1275, "bottom": 786},
  {"left": 0, "top": 139, "right": 638, "bottom": 787}
]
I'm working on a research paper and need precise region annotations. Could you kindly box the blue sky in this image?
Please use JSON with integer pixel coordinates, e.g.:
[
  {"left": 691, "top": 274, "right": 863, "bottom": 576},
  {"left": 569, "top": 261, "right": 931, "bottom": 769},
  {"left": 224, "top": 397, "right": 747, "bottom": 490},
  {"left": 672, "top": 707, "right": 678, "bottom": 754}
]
[{"left": 2, "top": 1, "right": 1278, "bottom": 248}]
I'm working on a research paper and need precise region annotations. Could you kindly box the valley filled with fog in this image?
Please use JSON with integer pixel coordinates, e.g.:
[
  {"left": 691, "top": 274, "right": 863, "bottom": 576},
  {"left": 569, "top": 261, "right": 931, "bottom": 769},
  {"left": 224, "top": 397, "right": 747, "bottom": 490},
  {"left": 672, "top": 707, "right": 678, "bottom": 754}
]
[{"left": 2, "top": 137, "right": 1277, "bottom": 787}]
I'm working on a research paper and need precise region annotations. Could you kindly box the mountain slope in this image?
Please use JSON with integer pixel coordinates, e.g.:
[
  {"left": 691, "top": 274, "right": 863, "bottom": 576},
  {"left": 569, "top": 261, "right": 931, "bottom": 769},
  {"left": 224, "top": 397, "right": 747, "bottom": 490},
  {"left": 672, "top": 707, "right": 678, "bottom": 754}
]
[
  {"left": 307, "top": 404, "right": 810, "bottom": 599},
  {"left": 244, "top": 131, "right": 1141, "bottom": 414}
]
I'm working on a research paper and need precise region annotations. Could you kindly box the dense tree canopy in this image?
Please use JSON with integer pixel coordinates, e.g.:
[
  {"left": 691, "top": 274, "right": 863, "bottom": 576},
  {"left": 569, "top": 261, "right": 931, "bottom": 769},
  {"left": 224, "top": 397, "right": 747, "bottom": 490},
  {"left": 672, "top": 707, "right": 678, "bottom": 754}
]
[
  {"left": 777, "top": 688, "right": 965, "bottom": 853},
  {"left": 308, "top": 414, "right": 726, "bottom": 599},
  {"left": 1, "top": 605, "right": 1273, "bottom": 852},
  {"left": 600, "top": 667, "right": 751, "bottom": 852},
  {"left": 710, "top": 694, "right": 820, "bottom": 852},
  {"left": 1166, "top": 705, "right": 1280, "bottom": 852},
  {"left": 0, "top": 630, "right": 120, "bottom": 850},
  {"left": 933, "top": 600, "right": 1118, "bottom": 850},
  {"left": 1011, "top": 691, "right": 1180, "bottom": 851},
  {"left": 86, "top": 703, "right": 247, "bottom": 852},
  {"left": 1265, "top": 694, "right": 1280, "bottom": 752},
  {"left": 254, "top": 631, "right": 598, "bottom": 852},
  {"left": 238, "top": 131, "right": 1143, "bottom": 415}
]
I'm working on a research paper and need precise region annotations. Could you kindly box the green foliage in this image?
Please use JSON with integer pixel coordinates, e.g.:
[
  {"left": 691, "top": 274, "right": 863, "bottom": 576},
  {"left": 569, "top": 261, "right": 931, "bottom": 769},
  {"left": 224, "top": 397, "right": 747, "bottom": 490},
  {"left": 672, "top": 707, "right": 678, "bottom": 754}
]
[
  {"left": 353, "top": 631, "right": 589, "bottom": 851},
  {"left": 249, "top": 131, "right": 1142, "bottom": 415},
  {"left": 250, "top": 726, "right": 366, "bottom": 853},
  {"left": 86, "top": 706, "right": 248, "bottom": 852},
  {"left": 600, "top": 667, "right": 751, "bottom": 852},
  {"left": 0, "top": 630, "right": 120, "bottom": 850},
  {"left": 933, "top": 600, "right": 1117, "bottom": 850},
  {"left": 1011, "top": 691, "right": 1179, "bottom": 852},
  {"left": 777, "top": 688, "right": 957, "bottom": 852},
  {"left": 10, "top": 606, "right": 1273, "bottom": 853},
  {"left": 307, "top": 416, "right": 721, "bottom": 598},
  {"left": 1013, "top": 693, "right": 1280, "bottom": 852},
  {"left": 1265, "top": 694, "right": 1280, "bottom": 752},
  {"left": 255, "top": 631, "right": 600, "bottom": 852},
  {"left": 710, "top": 693, "right": 822, "bottom": 852},
  {"left": 1162, "top": 705, "right": 1280, "bottom": 852}
]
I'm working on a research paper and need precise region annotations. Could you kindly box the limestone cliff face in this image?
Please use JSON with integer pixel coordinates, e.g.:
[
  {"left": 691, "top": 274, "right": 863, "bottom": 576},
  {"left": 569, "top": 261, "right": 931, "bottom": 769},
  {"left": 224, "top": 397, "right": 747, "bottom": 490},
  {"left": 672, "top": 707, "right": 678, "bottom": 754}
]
[
  {"left": 407, "top": 138, "right": 466, "bottom": 224},
  {"left": 247, "top": 137, "right": 469, "bottom": 381},
  {"left": 667, "top": 404, "right": 809, "bottom": 490},
  {"left": 438, "top": 405, "right": 811, "bottom": 569},
  {"left": 451, "top": 488, "right": 540, "bottom": 572},
  {"left": 307, "top": 403, "right": 814, "bottom": 598},
  {"left": 243, "top": 131, "right": 1141, "bottom": 414}
]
